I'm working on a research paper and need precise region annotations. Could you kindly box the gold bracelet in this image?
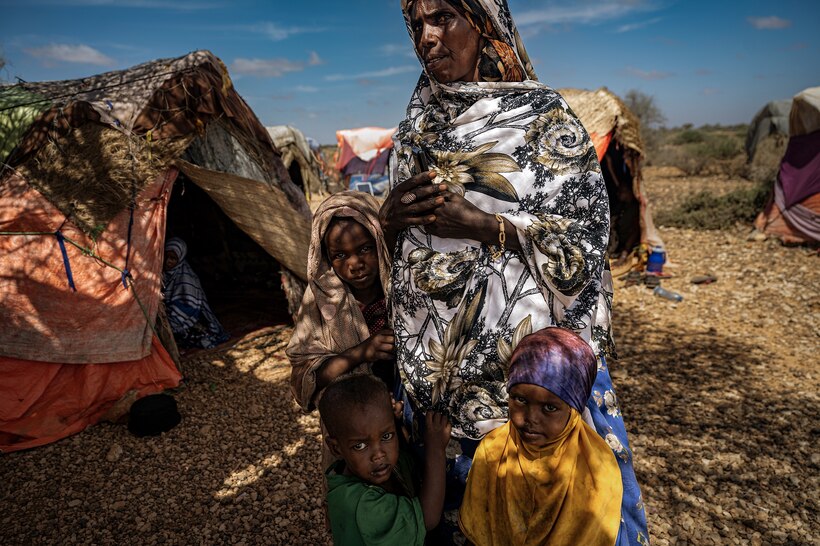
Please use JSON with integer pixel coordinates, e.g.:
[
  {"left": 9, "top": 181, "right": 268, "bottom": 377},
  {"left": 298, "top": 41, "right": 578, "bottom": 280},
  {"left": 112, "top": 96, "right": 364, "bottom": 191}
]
[{"left": 490, "top": 213, "right": 506, "bottom": 260}]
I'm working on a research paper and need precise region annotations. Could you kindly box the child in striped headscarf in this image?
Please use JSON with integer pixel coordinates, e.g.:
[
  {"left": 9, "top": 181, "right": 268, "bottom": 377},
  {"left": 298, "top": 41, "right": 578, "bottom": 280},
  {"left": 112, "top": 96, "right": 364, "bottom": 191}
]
[{"left": 162, "top": 237, "right": 228, "bottom": 349}]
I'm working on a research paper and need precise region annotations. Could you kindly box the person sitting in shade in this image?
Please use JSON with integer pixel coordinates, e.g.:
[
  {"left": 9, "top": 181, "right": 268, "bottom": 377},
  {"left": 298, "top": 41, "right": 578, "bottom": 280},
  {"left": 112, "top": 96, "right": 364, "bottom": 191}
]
[{"left": 162, "top": 237, "right": 229, "bottom": 349}]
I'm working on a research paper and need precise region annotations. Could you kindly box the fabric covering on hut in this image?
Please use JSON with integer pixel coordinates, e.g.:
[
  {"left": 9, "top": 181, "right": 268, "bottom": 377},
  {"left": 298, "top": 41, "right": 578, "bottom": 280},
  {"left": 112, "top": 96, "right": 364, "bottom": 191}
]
[
  {"left": 267, "top": 125, "right": 326, "bottom": 199},
  {"left": 753, "top": 86, "right": 820, "bottom": 244},
  {"left": 0, "top": 50, "right": 311, "bottom": 452},
  {"left": 560, "top": 87, "right": 664, "bottom": 268},
  {"left": 334, "top": 127, "right": 396, "bottom": 194},
  {"left": 746, "top": 99, "right": 792, "bottom": 162}
]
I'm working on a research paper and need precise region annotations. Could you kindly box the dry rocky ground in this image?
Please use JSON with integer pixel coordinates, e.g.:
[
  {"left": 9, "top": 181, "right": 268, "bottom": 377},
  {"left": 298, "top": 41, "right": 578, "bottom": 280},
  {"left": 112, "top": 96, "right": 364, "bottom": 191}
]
[{"left": 2, "top": 167, "right": 818, "bottom": 545}]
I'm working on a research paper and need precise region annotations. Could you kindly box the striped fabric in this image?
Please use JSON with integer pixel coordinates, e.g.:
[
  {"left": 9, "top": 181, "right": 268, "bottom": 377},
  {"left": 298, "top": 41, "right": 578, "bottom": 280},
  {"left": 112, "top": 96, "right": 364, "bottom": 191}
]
[{"left": 161, "top": 238, "right": 228, "bottom": 349}]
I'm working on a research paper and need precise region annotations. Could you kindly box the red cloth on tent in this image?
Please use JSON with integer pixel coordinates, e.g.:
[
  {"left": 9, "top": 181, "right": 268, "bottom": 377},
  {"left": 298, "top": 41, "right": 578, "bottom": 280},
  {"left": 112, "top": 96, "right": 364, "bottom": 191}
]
[
  {"left": 754, "top": 191, "right": 820, "bottom": 244},
  {"left": 0, "top": 169, "right": 176, "bottom": 363},
  {"left": 0, "top": 336, "right": 181, "bottom": 453},
  {"left": 779, "top": 130, "right": 820, "bottom": 209},
  {"left": 334, "top": 127, "right": 396, "bottom": 171},
  {"left": 590, "top": 131, "right": 613, "bottom": 162}
]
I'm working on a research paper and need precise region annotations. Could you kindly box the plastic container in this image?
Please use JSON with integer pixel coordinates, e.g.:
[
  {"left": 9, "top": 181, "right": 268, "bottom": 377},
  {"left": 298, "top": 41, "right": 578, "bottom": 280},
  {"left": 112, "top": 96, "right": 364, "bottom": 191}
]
[
  {"left": 653, "top": 286, "right": 683, "bottom": 302},
  {"left": 646, "top": 246, "right": 666, "bottom": 274}
]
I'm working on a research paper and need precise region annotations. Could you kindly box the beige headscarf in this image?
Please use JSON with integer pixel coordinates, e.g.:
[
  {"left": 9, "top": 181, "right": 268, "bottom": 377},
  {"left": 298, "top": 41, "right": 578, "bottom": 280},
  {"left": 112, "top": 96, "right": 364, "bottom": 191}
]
[{"left": 286, "top": 191, "right": 391, "bottom": 412}]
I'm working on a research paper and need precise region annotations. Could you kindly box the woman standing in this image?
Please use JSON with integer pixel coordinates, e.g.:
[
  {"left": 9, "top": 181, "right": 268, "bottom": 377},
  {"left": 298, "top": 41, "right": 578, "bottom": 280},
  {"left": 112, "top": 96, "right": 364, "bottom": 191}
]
[{"left": 380, "top": 0, "right": 649, "bottom": 543}]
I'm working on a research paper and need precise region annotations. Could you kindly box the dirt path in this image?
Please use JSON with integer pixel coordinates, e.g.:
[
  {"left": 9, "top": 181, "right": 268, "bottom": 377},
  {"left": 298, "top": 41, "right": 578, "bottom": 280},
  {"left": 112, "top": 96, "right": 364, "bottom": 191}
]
[{"left": 2, "top": 170, "right": 817, "bottom": 545}]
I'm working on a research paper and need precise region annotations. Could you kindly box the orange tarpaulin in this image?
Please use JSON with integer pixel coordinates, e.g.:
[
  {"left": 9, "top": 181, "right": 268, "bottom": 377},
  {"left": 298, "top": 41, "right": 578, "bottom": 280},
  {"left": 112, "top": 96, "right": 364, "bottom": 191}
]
[
  {"left": 0, "top": 336, "right": 181, "bottom": 453},
  {"left": 0, "top": 167, "right": 181, "bottom": 452},
  {"left": 0, "top": 169, "right": 176, "bottom": 363},
  {"left": 589, "top": 131, "right": 613, "bottom": 162}
]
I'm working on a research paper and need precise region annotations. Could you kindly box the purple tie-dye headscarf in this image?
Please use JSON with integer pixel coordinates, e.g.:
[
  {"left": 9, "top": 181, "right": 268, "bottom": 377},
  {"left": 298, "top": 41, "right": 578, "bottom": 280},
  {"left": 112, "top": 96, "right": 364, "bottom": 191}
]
[{"left": 508, "top": 327, "right": 597, "bottom": 413}]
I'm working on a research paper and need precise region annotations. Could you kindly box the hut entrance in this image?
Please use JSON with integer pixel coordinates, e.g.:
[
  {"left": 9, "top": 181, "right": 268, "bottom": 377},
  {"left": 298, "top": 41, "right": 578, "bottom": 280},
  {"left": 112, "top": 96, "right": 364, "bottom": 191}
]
[
  {"left": 165, "top": 173, "right": 292, "bottom": 342},
  {"left": 600, "top": 144, "right": 641, "bottom": 256},
  {"left": 288, "top": 161, "right": 304, "bottom": 192}
]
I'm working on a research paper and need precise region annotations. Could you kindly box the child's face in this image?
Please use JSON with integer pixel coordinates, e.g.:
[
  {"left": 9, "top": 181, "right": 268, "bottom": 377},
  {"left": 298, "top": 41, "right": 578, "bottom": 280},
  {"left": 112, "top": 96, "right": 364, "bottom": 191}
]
[
  {"left": 163, "top": 250, "right": 179, "bottom": 271},
  {"left": 508, "top": 383, "right": 572, "bottom": 448},
  {"left": 324, "top": 220, "right": 380, "bottom": 296},
  {"left": 327, "top": 402, "right": 399, "bottom": 486}
]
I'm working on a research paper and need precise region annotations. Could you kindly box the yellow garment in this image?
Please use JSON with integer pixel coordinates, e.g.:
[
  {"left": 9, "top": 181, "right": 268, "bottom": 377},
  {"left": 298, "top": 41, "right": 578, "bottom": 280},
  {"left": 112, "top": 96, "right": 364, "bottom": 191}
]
[{"left": 459, "top": 414, "right": 623, "bottom": 546}]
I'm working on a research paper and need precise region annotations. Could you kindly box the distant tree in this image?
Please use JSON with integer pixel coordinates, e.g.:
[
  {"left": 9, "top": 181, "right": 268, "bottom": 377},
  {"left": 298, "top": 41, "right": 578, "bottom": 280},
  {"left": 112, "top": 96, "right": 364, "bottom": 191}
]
[{"left": 624, "top": 89, "right": 667, "bottom": 129}]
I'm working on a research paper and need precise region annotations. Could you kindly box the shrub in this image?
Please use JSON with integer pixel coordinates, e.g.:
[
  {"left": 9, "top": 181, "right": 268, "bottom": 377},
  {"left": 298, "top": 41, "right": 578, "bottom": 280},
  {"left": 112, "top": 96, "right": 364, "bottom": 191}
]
[
  {"left": 673, "top": 129, "right": 706, "bottom": 145},
  {"left": 651, "top": 128, "right": 745, "bottom": 176},
  {"left": 747, "top": 135, "right": 787, "bottom": 183},
  {"left": 694, "top": 136, "right": 741, "bottom": 161},
  {"left": 654, "top": 182, "right": 771, "bottom": 230}
]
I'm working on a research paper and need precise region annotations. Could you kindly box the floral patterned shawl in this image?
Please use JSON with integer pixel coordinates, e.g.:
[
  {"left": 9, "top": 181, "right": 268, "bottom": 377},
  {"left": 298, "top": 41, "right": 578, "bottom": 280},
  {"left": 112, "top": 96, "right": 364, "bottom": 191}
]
[{"left": 391, "top": 0, "right": 614, "bottom": 438}]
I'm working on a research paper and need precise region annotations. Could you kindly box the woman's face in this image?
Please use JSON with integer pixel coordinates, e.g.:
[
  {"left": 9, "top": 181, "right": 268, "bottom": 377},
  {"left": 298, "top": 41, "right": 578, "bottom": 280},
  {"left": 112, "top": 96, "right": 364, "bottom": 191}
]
[{"left": 411, "top": 0, "right": 482, "bottom": 83}]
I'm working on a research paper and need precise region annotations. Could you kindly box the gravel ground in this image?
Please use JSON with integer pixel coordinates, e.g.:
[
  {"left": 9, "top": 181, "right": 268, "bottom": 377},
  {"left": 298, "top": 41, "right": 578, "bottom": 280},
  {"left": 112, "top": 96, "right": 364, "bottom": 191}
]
[{"left": 2, "top": 168, "right": 818, "bottom": 545}]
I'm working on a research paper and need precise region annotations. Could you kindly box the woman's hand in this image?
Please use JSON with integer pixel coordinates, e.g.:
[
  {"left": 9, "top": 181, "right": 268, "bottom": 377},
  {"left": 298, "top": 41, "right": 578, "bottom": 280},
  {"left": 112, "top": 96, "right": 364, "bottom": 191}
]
[
  {"left": 379, "top": 172, "right": 448, "bottom": 247},
  {"left": 424, "top": 191, "right": 493, "bottom": 241},
  {"left": 426, "top": 192, "right": 523, "bottom": 252}
]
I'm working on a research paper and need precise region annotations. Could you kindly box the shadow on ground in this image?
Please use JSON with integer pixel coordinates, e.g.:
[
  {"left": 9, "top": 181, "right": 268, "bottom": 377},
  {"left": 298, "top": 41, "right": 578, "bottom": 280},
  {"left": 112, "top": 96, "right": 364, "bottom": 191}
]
[
  {"left": 0, "top": 325, "right": 332, "bottom": 545},
  {"left": 613, "top": 306, "right": 818, "bottom": 546}
]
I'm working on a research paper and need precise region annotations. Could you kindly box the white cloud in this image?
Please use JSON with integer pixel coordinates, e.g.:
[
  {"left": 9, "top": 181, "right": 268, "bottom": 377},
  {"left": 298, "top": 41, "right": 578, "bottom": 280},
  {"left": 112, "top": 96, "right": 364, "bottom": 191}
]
[
  {"left": 616, "top": 17, "right": 662, "bottom": 33},
  {"left": 308, "top": 52, "right": 323, "bottom": 66},
  {"left": 325, "top": 65, "right": 417, "bottom": 82},
  {"left": 701, "top": 87, "right": 720, "bottom": 96},
  {"left": 25, "top": 44, "right": 114, "bottom": 66},
  {"left": 379, "top": 43, "right": 418, "bottom": 58},
  {"left": 747, "top": 16, "right": 791, "bottom": 30},
  {"left": 515, "top": 1, "right": 662, "bottom": 26},
  {"left": 249, "top": 22, "right": 325, "bottom": 41},
  {"left": 24, "top": 0, "right": 221, "bottom": 10},
  {"left": 295, "top": 85, "right": 319, "bottom": 93},
  {"left": 231, "top": 58, "right": 305, "bottom": 78},
  {"left": 624, "top": 66, "right": 673, "bottom": 80}
]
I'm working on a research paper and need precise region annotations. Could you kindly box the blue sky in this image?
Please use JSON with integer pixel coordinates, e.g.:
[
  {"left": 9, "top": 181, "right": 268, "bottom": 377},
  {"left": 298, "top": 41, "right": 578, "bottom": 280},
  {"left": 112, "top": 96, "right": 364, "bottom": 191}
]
[{"left": 1, "top": 0, "right": 817, "bottom": 144}]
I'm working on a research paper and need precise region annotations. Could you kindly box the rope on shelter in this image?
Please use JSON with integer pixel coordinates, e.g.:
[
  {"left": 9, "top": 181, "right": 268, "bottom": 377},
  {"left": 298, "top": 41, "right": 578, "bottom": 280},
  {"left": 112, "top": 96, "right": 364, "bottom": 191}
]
[
  {"left": 0, "top": 230, "right": 159, "bottom": 338},
  {"left": 54, "top": 230, "right": 76, "bottom": 292}
]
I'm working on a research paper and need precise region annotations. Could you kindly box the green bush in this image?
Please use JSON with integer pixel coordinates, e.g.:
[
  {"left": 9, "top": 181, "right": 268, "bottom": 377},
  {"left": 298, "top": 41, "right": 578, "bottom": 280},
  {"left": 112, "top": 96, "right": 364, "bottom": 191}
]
[
  {"left": 693, "top": 136, "right": 741, "bottom": 161},
  {"left": 651, "top": 128, "right": 745, "bottom": 176},
  {"left": 655, "top": 182, "right": 771, "bottom": 230},
  {"left": 673, "top": 129, "right": 706, "bottom": 145}
]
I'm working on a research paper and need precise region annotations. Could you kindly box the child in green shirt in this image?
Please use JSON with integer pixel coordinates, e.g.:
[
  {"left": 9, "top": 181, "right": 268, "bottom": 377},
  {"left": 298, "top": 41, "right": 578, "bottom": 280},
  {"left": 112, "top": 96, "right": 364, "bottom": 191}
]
[{"left": 318, "top": 374, "right": 450, "bottom": 545}]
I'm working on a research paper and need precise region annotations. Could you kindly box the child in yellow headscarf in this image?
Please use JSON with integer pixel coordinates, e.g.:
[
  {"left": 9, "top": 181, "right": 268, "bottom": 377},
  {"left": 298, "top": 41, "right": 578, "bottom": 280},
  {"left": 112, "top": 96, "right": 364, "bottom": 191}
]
[{"left": 459, "top": 327, "right": 624, "bottom": 546}]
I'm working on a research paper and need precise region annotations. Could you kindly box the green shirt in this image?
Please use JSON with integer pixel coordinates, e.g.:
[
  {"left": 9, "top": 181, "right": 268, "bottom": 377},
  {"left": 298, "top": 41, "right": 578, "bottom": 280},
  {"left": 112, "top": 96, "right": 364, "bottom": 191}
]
[{"left": 325, "top": 452, "right": 425, "bottom": 546}]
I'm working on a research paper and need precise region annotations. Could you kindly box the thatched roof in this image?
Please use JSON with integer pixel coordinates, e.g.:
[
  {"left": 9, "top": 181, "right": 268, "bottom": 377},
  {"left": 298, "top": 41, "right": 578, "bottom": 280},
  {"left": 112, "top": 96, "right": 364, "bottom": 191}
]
[
  {"left": 0, "top": 50, "right": 312, "bottom": 288},
  {"left": 0, "top": 50, "right": 310, "bottom": 238},
  {"left": 267, "top": 125, "right": 324, "bottom": 195},
  {"left": 559, "top": 87, "right": 644, "bottom": 158}
]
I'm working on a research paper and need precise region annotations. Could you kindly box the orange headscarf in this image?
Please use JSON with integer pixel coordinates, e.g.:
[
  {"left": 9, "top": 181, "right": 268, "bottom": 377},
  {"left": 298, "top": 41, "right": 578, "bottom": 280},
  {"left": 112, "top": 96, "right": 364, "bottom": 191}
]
[{"left": 459, "top": 413, "right": 623, "bottom": 546}]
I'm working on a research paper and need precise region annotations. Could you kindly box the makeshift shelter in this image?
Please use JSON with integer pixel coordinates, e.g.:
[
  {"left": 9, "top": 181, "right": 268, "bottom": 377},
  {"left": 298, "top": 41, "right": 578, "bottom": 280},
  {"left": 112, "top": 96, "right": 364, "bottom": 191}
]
[
  {"left": 746, "top": 99, "right": 792, "bottom": 162},
  {"left": 267, "top": 125, "right": 325, "bottom": 199},
  {"left": 335, "top": 127, "right": 396, "bottom": 195},
  {"left": 0, "top": 50, "right": 312, "bottom": 452},
  {"left": 754, "top": 87, "right": 820, "bottom": 244},
  {"left": 560, "top": 87, "right": 664, "bottom": 260}
]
